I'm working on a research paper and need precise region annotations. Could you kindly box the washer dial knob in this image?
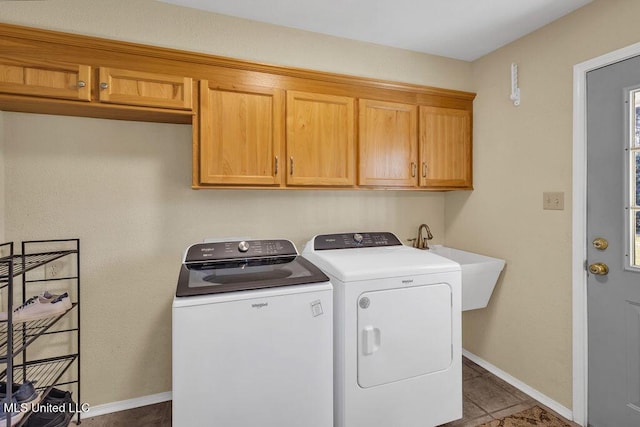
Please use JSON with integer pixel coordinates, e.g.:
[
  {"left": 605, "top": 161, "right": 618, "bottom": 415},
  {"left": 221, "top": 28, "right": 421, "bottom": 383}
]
[
  {"left": 353, "top": 233, "right": 364, "bottom": 244},
  {"left": 238, "top": 241, "right": 250, "bottom": 253}
]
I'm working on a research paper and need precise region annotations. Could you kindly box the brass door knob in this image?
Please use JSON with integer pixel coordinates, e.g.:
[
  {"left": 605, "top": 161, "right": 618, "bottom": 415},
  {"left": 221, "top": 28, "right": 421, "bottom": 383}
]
[
  {"left": 592, "top": 238, "right": 609, "bottom": 250},
  {"left": 589, "top": 263, "right": 609, "bottom": 275}
]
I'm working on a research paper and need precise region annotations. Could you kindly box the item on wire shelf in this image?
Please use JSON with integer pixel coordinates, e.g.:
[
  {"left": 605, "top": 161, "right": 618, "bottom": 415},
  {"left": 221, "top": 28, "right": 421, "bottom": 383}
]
[
  {"left": 24, "top": 388, "right": 75, "bottom": 427},
  {"left": 0, "top": 381, "right": 39, "bottom": 404},
  {"left": 0, "top": 397, "right": 24, "bottom": 427},
  {"left": 0, "top": 292, "right": 72, "bottom": 323}
]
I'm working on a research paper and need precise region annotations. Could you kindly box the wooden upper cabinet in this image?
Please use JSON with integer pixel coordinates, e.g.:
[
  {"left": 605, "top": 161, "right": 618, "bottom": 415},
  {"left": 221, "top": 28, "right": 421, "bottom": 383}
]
[
  {"left": 97, "top": 67, "right": 192, "bottom": 110},
  {"left": 199, "top": 80, "right": 284, "bottom": 186},
  {"left": 359, "top": 99, "right": 418, "bottom": 187},
  {"left": 419, "top": 106, "right": 472, "bottom": 189},
  {"left": 0, "top": 57, "right": 91, "bottom": 101},
  {"left": 0, "top": 24, "right": 476, "bottom": 190},
  {"left": 286, "top": 91, "right": 355, "bottom": 186}
]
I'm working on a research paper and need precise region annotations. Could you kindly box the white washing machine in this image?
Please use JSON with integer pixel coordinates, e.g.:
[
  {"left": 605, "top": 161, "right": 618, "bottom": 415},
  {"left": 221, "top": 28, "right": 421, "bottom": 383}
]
[
  {"left": 173, "top": 239, "right": 333, "bottom": 427},
  {"left": 303, "top": 232, "right": 462, "bottom": 427}
]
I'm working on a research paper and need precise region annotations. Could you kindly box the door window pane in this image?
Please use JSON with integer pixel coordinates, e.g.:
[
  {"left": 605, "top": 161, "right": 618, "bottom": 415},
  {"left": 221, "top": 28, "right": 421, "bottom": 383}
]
[
  {"left": 635, "top": 211, "right": 640, "bottom": 267},
  {"left": 635, "top": 94, "right": 640, "bottom": 147},
  {"left": 630, "top": 90, "right": 640, "bottom": 268},
  {"left": 636, "top": 151, "right": 640, "bottom": 206}
]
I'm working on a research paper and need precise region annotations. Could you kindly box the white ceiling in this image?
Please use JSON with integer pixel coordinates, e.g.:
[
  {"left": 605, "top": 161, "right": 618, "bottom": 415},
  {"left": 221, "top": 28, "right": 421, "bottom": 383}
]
[{"left": 159, "top": 0, "right": 592, "bottom": 61}]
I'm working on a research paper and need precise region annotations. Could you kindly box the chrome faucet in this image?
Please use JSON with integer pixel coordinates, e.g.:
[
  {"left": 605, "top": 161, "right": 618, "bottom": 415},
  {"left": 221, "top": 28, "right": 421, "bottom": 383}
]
[{"left": 408, "top": 224, "right": 433, "bottom": 250}]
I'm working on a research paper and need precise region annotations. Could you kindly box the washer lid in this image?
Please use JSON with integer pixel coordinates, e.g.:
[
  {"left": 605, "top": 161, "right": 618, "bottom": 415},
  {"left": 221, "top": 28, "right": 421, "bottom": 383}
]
[
  {"left": 176, "top": 239, "right": 329, "bottom": 297},
  {"left": 303, "top": 244, "right": 460, "bottom": 282},
  {"left": 176, "top": 255, "right": 330, "bottom": 297}
]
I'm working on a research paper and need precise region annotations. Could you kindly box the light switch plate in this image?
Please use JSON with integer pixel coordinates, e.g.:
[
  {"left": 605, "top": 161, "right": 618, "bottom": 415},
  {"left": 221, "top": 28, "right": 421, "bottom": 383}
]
[{"left": 543, "top": 192, "right": 564, "bottom": 210}]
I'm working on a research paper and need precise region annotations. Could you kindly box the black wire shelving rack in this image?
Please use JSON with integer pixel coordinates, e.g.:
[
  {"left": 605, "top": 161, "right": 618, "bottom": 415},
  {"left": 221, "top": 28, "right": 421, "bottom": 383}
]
[{"left": 0, "top": 239, "right": 80, "bottom": 426}]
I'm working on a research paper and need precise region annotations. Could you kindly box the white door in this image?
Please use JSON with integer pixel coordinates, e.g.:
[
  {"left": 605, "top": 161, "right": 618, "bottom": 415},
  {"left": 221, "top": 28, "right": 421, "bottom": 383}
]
[
  {"left": 587, "top": 56, "right": 640, "bottom": 427},
  {"left": 357, "top": 283, "right": 452, "bottom": 388}
]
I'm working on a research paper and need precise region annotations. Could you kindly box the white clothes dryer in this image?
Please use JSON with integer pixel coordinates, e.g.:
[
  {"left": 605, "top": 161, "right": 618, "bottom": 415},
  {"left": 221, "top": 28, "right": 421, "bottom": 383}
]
[{"left": 303, "top": 232, "right": 462, "bottom": 427}]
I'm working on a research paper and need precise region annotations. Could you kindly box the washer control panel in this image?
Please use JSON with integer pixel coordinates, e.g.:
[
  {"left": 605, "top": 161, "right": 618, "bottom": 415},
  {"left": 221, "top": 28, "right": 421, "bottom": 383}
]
[
  {"left": 314, "top": 232, "right": 402, "bottom": 250},
  {"left": 184, "top": 239, "right": 297, "bottom": 263}
]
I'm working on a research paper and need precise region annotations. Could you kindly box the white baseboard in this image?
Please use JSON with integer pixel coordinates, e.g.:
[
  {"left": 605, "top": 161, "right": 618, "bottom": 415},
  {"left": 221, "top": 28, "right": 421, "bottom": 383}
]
[
  {"left": 84, "top": 391, "right": 172, "bottom": 418},
  {"left": 462, "top": 349, "right": 573, "bottom": 421}
]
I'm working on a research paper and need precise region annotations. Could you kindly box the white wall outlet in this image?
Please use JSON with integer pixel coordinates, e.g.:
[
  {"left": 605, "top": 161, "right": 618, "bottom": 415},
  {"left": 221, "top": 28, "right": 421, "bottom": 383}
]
[
  {"left": 45, "top": 261, "right": 64, "bottom": 280},
  {"left": 543, "top": 192, "right": 565, "bottom": 210}
]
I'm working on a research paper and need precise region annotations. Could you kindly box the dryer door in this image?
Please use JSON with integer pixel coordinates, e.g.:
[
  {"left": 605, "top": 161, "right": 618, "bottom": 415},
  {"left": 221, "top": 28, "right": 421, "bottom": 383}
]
[{"left": 357, "top": 283, "right": 452, "bottom": 388}]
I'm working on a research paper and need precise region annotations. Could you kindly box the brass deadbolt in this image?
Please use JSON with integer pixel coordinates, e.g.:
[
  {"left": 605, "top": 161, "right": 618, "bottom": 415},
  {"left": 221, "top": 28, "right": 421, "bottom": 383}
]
[
  {"left": 589, "top": 263, "right": 609, "bottom": 276},
  {"left": 592, "top": 238, "right": 609, "bottom": 250}
]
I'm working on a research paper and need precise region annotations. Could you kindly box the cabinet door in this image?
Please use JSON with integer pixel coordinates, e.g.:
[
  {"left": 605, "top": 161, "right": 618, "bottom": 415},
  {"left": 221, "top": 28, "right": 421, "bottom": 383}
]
[
  {"left": 419, "top": 106, "right": 472, "bottom": 188},
  {"left": 199, "top": 80, "right": 284, "bottom": 186},
  {"left": 359, "top": 99, "right": 417, "bottom": 187},
  {"left": 286, "top": 91, "right": 355, "bottom": 186},
  {"left": 0, "top": 57, "right": 90, "bottom": 101},
  {"left": 98, "top": 67, "right": 192, "bottom": 110}
]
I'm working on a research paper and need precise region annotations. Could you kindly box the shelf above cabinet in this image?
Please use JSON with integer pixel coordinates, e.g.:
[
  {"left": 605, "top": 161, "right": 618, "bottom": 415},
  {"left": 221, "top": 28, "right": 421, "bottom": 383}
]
[{"left": 0, "top": 94, "right": 194, "bottom": 124}]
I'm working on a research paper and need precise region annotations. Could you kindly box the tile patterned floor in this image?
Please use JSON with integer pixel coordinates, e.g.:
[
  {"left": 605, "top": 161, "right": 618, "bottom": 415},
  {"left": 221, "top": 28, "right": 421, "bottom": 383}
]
[
  {"left": 439, "top": 357, "right": 579, "bottom": 427},
  {"left": 74, "top": 357, "right": 578, "bottom": 427}
]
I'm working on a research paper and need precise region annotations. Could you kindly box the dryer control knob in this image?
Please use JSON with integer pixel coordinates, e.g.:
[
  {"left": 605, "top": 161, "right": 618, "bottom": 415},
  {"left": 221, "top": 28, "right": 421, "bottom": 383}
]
[
  {"left": 353, "top": 233, "right": 364, "bottom": 244},
  {"left": 238, "top": 241, "right": 250, "bottom": 252}
]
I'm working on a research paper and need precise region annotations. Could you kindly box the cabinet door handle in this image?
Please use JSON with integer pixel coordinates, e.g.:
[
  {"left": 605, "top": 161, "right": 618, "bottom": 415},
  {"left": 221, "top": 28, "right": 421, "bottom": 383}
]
[
  {"left": 290, "top": 157, "right": 294, "bottom": 175},
  {"left": 422, "top": 162, "right": 427, "bottom": 178},
  {"left": 274, "top": 156, "right": 279, "bottom": 175},
  {"left": 411, "top": 162, "right": 417, "bottom": 178},
  {"left": 100, "top": 82, "right": 109, "bottom": 90},
  {"left": 77, "top": 80, "right": 86, "bottom": 88}
]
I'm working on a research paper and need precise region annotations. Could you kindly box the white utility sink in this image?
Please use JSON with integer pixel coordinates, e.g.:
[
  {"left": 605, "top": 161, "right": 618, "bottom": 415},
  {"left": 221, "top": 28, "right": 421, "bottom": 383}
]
[{"left": 429, "top": 245, "right": 505, "bottom": 311}]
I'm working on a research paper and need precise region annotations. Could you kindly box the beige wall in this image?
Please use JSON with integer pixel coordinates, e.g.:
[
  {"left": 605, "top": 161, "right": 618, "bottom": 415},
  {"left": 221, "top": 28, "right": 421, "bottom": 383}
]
[
  {"left": 446, "top": 0, "right": 640, "bottom": 409},
  {"left": 0, "top": 0, "right": 471, "bottom": 406}
]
